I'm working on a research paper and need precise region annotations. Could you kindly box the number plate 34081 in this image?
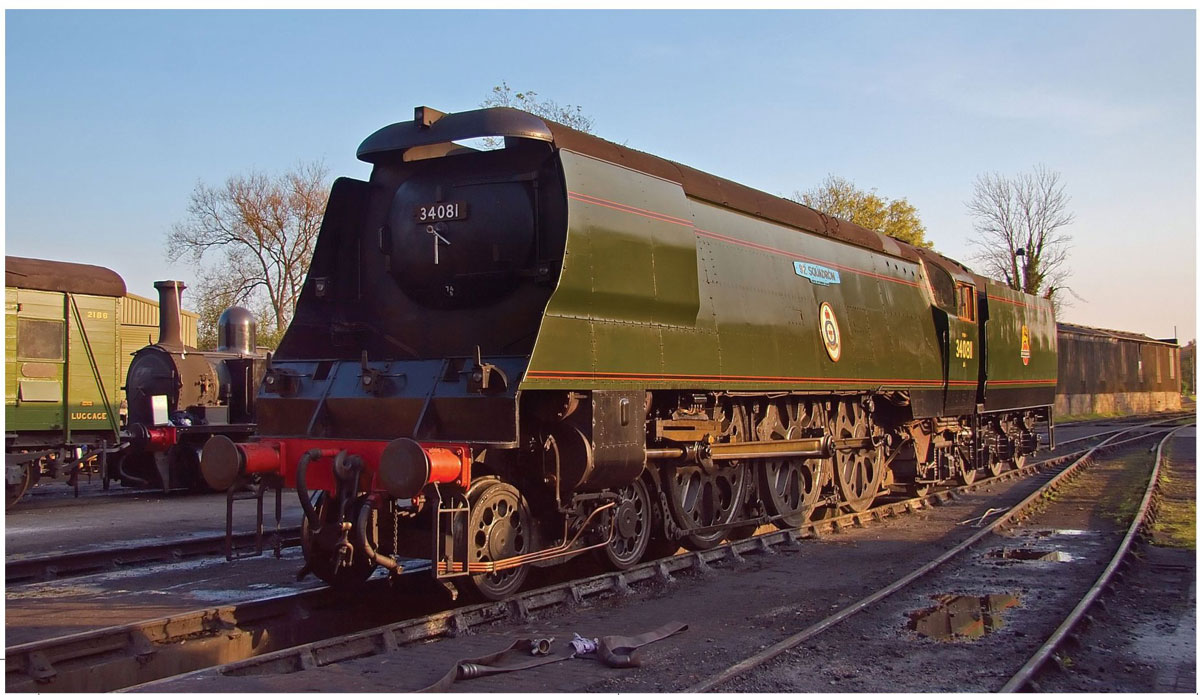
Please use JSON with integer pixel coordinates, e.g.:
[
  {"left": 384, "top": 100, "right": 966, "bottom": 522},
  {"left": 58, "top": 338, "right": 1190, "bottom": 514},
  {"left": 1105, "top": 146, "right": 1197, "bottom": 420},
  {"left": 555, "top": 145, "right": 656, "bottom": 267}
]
[{"left": 414, "top": 201, "right": 468, "bottom": 223}]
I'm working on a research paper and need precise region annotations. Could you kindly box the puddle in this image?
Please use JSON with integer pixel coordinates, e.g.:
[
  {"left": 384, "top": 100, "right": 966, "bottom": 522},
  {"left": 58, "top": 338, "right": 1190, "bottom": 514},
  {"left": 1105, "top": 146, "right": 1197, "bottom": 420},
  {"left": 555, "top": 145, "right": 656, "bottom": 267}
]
[
  {"left": 908, "top": 593, "right": 1020, "bottom": 641},
  {"left": 987, "top": 547, "right": 1076, "bottom": 562},
  {"left": 1022, "top": 528, "right": 1090, "bottom": 538}
]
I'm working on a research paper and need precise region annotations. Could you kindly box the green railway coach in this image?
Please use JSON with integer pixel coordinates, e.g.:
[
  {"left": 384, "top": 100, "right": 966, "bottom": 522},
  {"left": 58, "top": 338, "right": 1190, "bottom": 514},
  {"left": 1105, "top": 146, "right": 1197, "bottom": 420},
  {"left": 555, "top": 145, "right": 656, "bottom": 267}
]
[{"left": 5, "top": 256, "right": 198, "bottom": 507}]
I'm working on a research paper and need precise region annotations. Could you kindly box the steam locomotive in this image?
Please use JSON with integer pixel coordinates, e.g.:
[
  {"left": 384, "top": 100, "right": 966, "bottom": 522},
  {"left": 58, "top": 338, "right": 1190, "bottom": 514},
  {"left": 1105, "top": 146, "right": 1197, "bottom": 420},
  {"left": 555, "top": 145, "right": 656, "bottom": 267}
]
[
  {"left": 121, "top": 281, "right": 264, "bottom": 491},
  {"left": 202, "top": 106, "right": 1056, "bottom": 599}
]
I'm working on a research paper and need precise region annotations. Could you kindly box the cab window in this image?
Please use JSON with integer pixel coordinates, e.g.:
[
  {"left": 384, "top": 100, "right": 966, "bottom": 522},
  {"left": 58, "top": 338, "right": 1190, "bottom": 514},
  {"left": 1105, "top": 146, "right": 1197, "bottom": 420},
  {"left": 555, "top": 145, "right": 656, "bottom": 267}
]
[{"left": 956, "top": 284, "right": 976, "bottom": 322}]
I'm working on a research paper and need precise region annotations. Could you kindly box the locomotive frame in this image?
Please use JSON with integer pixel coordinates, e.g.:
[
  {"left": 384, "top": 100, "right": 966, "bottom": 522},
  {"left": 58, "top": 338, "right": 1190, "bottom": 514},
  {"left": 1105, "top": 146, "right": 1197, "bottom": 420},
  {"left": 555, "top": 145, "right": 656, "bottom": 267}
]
[{"left": 203, "top": 105, "right": 1056, "bottom": 600}]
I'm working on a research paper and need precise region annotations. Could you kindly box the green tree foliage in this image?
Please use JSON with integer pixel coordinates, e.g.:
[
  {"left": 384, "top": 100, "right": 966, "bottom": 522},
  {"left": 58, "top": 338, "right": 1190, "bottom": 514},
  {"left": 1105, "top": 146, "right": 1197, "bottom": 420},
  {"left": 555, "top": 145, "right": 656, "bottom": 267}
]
[
  {"left": 481, "top": 82, "right": 595, "bottom": 133},
  {"left": 966, "top": 165, "right": 1075, "bottom": 313},
  {"left": 166, "top": 161, "right": 329, "bottom": 348},
  {"left": 791, "top": 175, "right": 932, "bottom": 249}
]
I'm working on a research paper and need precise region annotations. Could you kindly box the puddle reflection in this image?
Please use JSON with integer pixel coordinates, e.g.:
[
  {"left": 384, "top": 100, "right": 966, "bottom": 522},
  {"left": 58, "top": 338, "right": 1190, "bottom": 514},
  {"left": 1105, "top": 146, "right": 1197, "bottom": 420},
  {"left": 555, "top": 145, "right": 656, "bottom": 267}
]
[
  {"left": 987, "top": 547, "right": 1075, "bottom": 562},
  {"left": 908, "top": 593, "right": 1021, "bottom": 641}
]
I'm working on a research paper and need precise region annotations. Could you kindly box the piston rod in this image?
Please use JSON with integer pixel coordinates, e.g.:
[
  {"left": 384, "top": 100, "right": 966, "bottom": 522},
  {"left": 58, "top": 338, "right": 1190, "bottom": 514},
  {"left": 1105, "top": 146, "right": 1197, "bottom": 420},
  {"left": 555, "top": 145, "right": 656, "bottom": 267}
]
[{"left": 646, "top": 436, "right": 836, "bottom": 463}]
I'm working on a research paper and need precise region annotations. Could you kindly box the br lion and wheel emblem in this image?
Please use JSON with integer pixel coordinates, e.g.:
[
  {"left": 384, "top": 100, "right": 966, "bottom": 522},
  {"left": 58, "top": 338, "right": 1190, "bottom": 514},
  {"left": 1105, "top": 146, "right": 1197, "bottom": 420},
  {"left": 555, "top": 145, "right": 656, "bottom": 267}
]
[{"left": 820, "top": 302, "right": 842, "bottom": 362}]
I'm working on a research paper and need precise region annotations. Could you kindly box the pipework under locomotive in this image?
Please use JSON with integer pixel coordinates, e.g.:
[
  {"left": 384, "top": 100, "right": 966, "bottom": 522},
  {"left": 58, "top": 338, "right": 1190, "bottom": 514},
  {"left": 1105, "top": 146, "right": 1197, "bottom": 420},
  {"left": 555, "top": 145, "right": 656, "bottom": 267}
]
[
  {"left": 122, "top": 281, "right": 263, "bottom": 491},
  {"left": 202, "top": 106, "right": 1054, "bottom": 599}
]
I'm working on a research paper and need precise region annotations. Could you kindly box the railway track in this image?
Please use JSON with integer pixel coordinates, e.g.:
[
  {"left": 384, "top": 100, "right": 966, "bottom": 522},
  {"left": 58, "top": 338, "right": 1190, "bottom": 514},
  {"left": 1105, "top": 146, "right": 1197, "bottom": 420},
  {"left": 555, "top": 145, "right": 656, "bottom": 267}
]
[
  {"left": 999, "top": 424, "right": 1190, "bottom": 692},
  {"left": 7, "top": 412, "right": 1183, "bottom": 588},
  {"left": 691, "top": 419, "right": 1194, "bottom": 692},
  {"left": 6, "top": 527, "right": 302, "bottom": 586},
  {"left": 7, "top": 414, "right": 1185, "bottom": 693}
]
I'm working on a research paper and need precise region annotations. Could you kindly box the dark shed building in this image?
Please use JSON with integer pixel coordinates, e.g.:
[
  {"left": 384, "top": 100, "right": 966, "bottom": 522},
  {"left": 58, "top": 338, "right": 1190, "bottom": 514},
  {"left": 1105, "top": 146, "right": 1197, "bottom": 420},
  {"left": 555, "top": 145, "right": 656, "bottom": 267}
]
[{"left": 1056, "top": 322, "right": 1181, "bottom": 416}]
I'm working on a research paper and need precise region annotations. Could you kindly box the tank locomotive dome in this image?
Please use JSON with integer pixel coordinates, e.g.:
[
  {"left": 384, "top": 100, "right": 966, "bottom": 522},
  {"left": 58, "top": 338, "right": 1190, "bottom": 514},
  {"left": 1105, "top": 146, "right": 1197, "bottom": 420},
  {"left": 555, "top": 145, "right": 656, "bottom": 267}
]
[
  {"left": 217, "top": 305, "right": 257, "bottom": 354},
  {"left": 383, "top": 155, "right": 538, "bottom": 308}
]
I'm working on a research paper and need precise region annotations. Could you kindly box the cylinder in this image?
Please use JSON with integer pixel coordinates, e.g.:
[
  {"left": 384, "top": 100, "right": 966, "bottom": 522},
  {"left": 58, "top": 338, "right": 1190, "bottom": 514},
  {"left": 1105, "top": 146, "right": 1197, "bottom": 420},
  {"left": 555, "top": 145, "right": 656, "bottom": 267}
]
[
  {"left": 153, "top": 280, "right": 186, "bottom": 348},
  {"left": 217, "top": 306, "right": 257, "bottom": 354}
]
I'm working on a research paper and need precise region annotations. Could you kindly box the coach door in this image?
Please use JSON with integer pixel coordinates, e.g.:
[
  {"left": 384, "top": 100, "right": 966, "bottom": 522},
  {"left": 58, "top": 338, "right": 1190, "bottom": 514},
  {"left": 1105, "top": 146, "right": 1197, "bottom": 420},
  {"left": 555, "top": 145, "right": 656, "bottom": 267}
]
[{"left": 944, "top": 282, "right": 979, "bottom": 415}]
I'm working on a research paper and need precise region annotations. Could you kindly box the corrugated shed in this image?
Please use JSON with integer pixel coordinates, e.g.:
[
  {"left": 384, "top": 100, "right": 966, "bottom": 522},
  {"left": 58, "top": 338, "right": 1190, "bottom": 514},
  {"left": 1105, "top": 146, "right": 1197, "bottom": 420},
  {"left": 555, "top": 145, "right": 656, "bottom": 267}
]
[
  {"left": 1057, "top": 322, "right": 1181, "bottom": 396},
  {"left": 118, "top": 293, "right": 200, "bottom": 378},
  {"left": 1057, "top": 322, "right": 1176, "bottom": 346},
  {"left": 121, "top": 293, "right": 199, "bottom": 346}
]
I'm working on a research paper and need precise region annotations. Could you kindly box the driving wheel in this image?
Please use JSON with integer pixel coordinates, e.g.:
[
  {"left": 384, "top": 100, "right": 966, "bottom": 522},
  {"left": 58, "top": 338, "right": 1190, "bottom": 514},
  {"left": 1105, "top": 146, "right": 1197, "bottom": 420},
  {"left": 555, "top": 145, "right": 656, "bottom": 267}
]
[
  {"left": 832, "top": 400, "right": 884, "bottom": 513},
  {"left": 985, "top": 450, "right": 1005, "bottom": 477},
  {"left": 955, "top": 453, "right": 978, "bottom": 485},
  {"left": 757, "top": 403, "right": 825, "bottom": 527}
]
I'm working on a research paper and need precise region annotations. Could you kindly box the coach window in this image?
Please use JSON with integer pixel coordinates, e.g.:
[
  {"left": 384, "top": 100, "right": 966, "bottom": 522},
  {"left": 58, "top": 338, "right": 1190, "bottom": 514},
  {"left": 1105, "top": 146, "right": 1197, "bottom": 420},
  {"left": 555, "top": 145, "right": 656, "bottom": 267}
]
[
  {"left": 956, "top": 284, "right": 976, "bottom": 322},
  {"left": 16, "top": 318, "right": 64, "bottom": 361}
]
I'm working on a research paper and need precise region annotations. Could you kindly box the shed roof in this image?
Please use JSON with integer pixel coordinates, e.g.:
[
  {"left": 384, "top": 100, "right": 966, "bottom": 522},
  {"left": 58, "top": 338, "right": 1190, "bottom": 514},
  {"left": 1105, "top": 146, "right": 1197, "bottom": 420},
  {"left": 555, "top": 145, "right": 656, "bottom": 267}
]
[{"left": 1057, "top": 322, "right": 1178, "bottom": 346}]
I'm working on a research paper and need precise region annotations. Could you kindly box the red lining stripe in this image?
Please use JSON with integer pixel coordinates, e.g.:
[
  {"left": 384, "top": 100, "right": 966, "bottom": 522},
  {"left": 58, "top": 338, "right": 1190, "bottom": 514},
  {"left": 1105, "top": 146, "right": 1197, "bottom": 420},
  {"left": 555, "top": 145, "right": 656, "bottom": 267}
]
[
  {"left": 988, "top": 294, "right": 1050, "bottom": 312},
  {"left": 527, "top": 369, "right": 957, "bottom": 386},
  {"left": 695, "top": 229, "right": 922, "bottom": 288},
  {"left": 567, "top": 191, "right": 693, "bottom": 227},
  {"left": 988, "top": 379, "right": 1057, "bottom": 385},
  {"left": 566, "top": 190, "right": 923, "bottom": 289}
]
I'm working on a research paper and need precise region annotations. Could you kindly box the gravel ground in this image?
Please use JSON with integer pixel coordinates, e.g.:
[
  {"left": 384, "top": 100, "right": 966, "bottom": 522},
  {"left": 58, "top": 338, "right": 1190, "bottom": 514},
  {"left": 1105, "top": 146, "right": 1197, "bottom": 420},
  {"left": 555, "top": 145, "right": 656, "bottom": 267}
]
[
  {"left": 4, "top": 415, "right": 1179, "bottom": 690},
  {"left": 1034, "top": 428, "right": 1196, "bottom": 693},
  {"left": 5, "top": 482, "right": 310, "bottom": 646},
  {"left": 142, "top": 460, "right": 1070, "bottom": 692},
  {"left": 5, "top": 480, "right": 305, "bottom": 558},
  {"left": 721, "top": 434, "right": 1186, "bottom": 693}
]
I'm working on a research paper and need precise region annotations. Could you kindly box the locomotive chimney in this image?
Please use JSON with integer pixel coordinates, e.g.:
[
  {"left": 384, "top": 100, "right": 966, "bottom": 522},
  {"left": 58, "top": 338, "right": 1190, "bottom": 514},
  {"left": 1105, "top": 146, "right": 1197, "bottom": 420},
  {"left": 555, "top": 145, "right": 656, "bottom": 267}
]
[{"left": 154, "top": 280, "right": 185, "bottom": 348}]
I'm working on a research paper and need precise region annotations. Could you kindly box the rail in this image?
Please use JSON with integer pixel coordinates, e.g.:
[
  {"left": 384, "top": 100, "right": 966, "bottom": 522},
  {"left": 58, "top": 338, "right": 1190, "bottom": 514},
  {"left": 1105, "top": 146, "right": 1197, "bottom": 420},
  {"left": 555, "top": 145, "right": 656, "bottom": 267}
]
[
  {"left": 688, "top": 417, "right": 1194, "bottom": 692},
  {"left": 6, "top": 415, "right": 1188, "bottom": 692},
  {"left": 999, "top": 424, "right": 1191, "bottom": 692},
  {"left": 6, "top": 527, "right": 302, "bottom": 586}
]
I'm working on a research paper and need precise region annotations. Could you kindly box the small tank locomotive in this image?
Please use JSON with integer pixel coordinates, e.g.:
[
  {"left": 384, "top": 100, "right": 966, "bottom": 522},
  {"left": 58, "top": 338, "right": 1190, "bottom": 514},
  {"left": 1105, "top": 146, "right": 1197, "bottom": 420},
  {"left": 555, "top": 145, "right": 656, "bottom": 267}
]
[
  {"left": 202, "top": 106, "right": 1056, "bottom": 599},
  {"left": 121, "top": 281, "right": 263, "bottom": 490}
]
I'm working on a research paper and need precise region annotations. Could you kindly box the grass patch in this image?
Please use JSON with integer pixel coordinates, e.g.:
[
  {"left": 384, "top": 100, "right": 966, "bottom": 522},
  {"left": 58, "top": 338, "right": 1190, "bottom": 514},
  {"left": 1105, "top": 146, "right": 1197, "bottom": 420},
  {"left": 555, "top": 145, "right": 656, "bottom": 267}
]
[
  {"left": 1147, "top": 446, "right": 1195, "bottom": 549},
  {"left": 1152, "top": 456, "right": 1196, "bottom": 549},
  {"left": 1153, "top": 498, "right": 1196, "bottom": 549},
  {"left": 1110, "top": 489, "right": 1144, "bottom": 527}
]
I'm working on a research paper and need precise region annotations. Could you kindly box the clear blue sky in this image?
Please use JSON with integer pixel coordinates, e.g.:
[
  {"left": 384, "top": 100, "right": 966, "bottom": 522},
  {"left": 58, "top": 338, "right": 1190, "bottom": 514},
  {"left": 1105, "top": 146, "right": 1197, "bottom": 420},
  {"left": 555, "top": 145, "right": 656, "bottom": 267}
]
[{"left": 6, "top": 10, "right": 1196, "bottom": 342}]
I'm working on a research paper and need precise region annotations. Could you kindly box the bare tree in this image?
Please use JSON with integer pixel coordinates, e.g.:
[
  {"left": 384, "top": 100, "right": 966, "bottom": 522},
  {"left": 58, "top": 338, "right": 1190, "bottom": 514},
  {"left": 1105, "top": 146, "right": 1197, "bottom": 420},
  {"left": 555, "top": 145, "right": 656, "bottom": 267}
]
[
  {"left": 792, "top": 174, "right": 932, "bottom": 248},
  {"left": 481, "top": 82, "right": 595, "bottom": 132},
  {"left": 966, "top": 165, "right": 1075, "bottom": 312},
  {"left": 166, "top": 161, "right": 329, "bottom": 344}
]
